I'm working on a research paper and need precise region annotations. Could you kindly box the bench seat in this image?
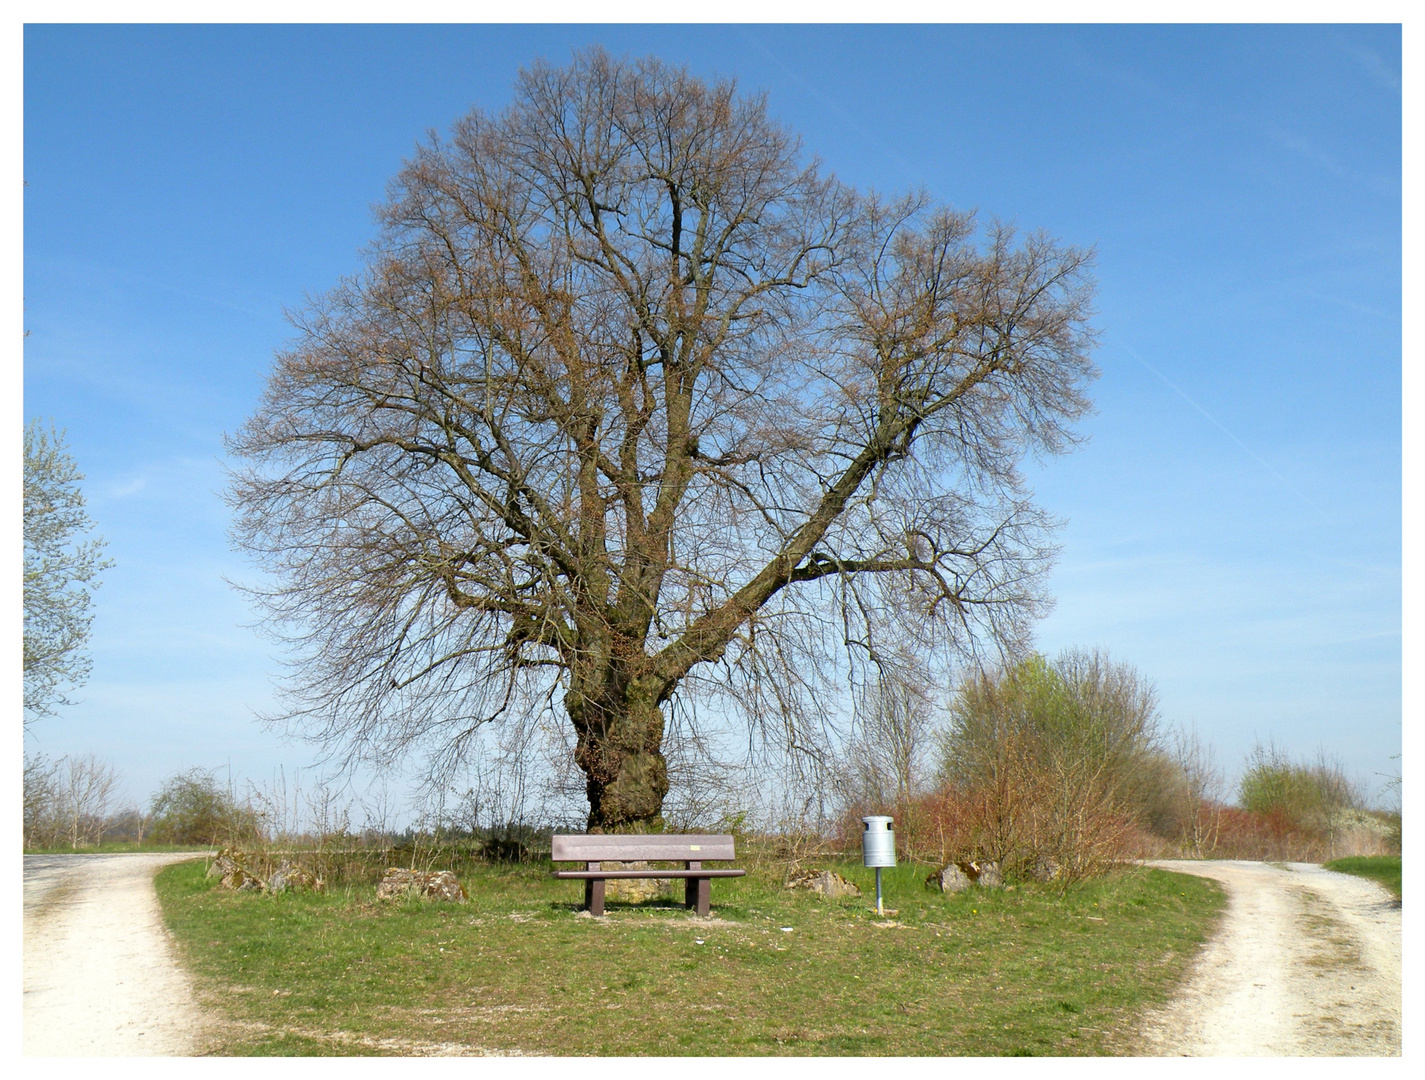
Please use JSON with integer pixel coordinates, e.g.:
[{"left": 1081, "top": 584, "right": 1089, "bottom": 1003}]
[{"left": 553, "top": 868, "right": 745, "bottom": 879}]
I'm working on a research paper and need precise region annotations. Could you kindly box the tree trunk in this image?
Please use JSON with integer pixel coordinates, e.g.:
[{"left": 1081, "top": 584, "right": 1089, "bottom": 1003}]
[{"left": 567, "top": 681, "right": 669, "bottom": 832}]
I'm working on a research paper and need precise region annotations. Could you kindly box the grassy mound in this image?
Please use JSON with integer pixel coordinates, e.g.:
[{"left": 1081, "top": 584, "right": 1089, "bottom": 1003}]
[{"left": 156, "top": 853, "right": 1223, "bottom": 1056}]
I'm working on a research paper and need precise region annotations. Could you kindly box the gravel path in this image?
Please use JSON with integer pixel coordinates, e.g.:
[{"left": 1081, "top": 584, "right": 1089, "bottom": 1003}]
[
  {"left": 22, "top": 853, "right": 1401, "bottom": 1057},
  {"left": 24, "top": 852, "right": 212, "bottom": 1056},
  {"left": 1138, "top": 860, "right": 1401, "bottom": 1056}
]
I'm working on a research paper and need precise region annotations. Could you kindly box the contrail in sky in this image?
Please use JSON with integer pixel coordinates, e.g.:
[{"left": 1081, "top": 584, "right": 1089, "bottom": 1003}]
[{"left": 1117, "top": 340, "right": 1335, "bottom": 525}]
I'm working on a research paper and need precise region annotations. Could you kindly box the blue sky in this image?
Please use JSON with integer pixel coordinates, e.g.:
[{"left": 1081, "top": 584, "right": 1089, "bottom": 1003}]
[{"left": 21, "top": 23, "right": 1402, "bottom": 814}]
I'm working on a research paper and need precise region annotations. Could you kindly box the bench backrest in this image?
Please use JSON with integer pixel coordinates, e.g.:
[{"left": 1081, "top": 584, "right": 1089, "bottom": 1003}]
[{"left": 550, "top": 833, "right": 736, "bottom": 863}]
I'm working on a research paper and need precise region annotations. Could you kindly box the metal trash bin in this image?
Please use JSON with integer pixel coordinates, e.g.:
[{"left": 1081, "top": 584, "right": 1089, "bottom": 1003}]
[
  {"left": 861, "top": 816, "right": 897, "bottom": 867},
  {"left": 862, "top": 815, "right": 896, "bottom": 914}
]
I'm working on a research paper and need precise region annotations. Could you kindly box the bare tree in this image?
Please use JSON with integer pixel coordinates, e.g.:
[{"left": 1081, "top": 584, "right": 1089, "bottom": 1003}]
[
  {"left": 23, "top": 753, "right": 61, "bottom": 848},
  {"left": 99, "top": 805, "right": 151, "bottom": 844},
  {"left": 844, "top": 658, "right": 938, "bottom": 807},
  {"left": 1172, "top": 725, "right": 1224, "bottom": 857},
  {"left": 447, "top": 707, "right": 541, "bottom": 835},
  {"left": 59, "top": 753, "right": 122, "bottom": 848},
  {"left": 228, "top": 49, "right": 1097, "bottom": 831},
  {"left": 23, "top": 752, "right": 122, "bottom": 849}
]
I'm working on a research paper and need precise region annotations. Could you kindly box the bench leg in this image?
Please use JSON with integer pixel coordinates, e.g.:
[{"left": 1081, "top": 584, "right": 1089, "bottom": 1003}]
[
  {"left": 585, "top": 878, "right": 605, "bottom": 917},
  {"left": 684, "top": 877, "right": 710, "bottom": 917}
]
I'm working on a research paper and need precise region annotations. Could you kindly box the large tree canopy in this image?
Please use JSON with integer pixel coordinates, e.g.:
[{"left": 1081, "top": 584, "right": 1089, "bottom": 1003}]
[{"left": 229, "top": 50, "right": 1097, "bottom": 830}]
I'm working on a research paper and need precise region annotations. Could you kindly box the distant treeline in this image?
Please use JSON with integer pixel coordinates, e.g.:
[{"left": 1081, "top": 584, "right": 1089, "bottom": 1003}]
[{"left": 24, "top": 648, "right": 1400, "bottom": 878}]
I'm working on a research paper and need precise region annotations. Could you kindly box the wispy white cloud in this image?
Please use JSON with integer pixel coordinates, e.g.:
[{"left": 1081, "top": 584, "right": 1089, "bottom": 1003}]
[
  {"left": 107, "top": 475, "right": 149, "bottom": 499},
  {"left": 92, "top": 454, "right": 225, "bottom": 508},
  {"left": 1344, "top": 41, "right": 1401, "bottom": 94},
  {"left": 1287, "top": 287, "right": 1390, "bottom": 321},
  {"left": 1266, "top": 127, "right": 1399, "bottom": 199},
  {"left": 1059, "top": 38, "right": 1165, "bottom": 100}
]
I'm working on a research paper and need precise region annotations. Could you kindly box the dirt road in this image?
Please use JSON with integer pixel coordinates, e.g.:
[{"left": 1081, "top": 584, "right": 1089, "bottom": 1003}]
[
  {"left": 23, "top": 852, "right": 211, "bottom": 1056},
  {"left": 21, "top": 853, "right": 1401, "bottom": 1057},
  {"left": 1138, "top": 860, "right": 1401, "bottom": 1056}
]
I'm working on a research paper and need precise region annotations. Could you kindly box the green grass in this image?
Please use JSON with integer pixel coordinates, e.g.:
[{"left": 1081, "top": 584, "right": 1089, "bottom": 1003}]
[
  {"left": 1325, "top": 855, "right": 1401, "bottom": 900},
  {"left": 156, "top": 854, "right": 1223, "bottom": 1056}
]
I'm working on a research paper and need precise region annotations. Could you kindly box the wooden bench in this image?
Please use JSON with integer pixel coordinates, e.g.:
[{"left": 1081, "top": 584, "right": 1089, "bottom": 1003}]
[{"left": 551, "top": 833, "right": 745, "bottom": 917}]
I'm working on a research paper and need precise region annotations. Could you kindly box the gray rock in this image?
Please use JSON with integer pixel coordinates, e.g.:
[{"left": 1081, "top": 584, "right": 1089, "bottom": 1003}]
[
  {"left": 785, "top": 868, "right": 862, "bottom": 899},
  {"left": 967, "top": 860, "right": 1004, "bottom": 888},
  {"left": 926, "top": 864, "right": 972, "bottom": 893},
  {"left": 209, "top": 848, "right": 267, "bottom": 891},
  {"left": 208, "top": 848, "right": 325, "bottom": 894},
  {"left": 933, "top": 858, "right": 1006, "bottom": 889},
  {"left": 603, "top": 861, "right": 674, "bottom": 903},
  {"left": 267, "top": 860, "right": 323, "bottom": 894},
  {"left": 220, "top": 868, "right": 263, "bottom": 891},
  {"left": 376, "top": 868, "right": 467, "bottom": 902},
  {"left": 207, "top": 848, "right": 244, "bottom": 879},
  {"left": 1029, "top": 856, "right": 1061, "bottom": 883}
]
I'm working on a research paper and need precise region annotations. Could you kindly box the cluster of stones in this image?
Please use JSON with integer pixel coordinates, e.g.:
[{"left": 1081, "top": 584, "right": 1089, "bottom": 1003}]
[
  {"left": 206, "top": 848, "right": 324, "bottom": 894},
  {"left": 782, "top": 857, "right": 1063, "bottom": 897},
  {"left": 924, "top": 860, "right": 1005, "bottom": 893}
]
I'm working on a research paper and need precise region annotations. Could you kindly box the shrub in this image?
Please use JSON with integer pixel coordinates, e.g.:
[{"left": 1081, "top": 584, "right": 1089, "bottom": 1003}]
[
  {"left": 1239, "top": 742, "right": 1359, "bottom": 827},
  {"left": 1230, "top": 743, "right": 1389, "bottom": 859},
  {"left": 930, "top": 650, "right": 1174, "bottom": 882}
]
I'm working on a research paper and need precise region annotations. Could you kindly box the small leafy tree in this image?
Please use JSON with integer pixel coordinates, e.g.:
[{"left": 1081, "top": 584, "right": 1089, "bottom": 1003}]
[
  {"left": 24, "top": 420, "right": 112, "bottom": 725},
  {"left": 148, "top": 768, "right": 261, "bottom": 846}
]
